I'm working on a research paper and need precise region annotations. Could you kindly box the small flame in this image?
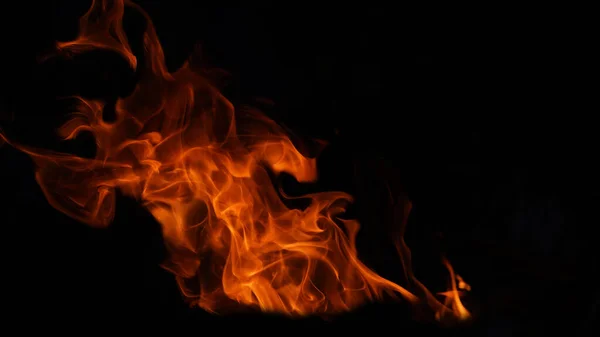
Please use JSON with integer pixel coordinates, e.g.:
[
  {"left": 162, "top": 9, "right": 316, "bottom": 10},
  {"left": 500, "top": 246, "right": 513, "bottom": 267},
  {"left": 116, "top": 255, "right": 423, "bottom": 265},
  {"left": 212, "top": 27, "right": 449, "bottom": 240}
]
[
  {"left": 1, "top": 0, "right": 470, "bottom": 320},
  {"left": 436, "top": 258, "right": 471, "bottom": 321}
]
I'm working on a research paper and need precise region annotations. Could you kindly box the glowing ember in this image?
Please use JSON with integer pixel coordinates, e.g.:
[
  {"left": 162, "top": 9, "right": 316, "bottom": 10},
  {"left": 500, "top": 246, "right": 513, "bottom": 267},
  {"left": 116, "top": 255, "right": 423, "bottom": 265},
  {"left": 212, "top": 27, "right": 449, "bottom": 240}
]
[{"left": 1, "top": 0, "right": 470, "bottom": 320}]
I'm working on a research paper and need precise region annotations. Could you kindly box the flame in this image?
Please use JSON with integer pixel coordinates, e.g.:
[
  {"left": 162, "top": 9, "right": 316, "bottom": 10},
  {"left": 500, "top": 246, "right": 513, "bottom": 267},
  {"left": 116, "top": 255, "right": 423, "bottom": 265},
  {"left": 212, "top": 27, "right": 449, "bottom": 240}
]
[
  {"left": 436, "top": 258, "right": 472, "bottom": 321},
  {"left": 2, "top": 0, "right": 470, "bottom": 320}
]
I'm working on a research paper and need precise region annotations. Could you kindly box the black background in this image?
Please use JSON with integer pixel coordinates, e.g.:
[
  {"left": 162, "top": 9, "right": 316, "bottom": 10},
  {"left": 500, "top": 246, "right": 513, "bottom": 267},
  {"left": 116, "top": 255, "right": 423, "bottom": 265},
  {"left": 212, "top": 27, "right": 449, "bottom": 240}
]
[{"left": 0, "top": 1, "right": 596, "bottom": 335}]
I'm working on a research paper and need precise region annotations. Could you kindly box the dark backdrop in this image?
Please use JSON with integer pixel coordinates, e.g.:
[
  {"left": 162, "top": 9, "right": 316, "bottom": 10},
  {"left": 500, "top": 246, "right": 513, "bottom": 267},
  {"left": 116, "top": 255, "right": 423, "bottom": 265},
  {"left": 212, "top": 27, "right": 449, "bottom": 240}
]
[{"left": 0, "top": 1, "right": 596, "bottom": 335}]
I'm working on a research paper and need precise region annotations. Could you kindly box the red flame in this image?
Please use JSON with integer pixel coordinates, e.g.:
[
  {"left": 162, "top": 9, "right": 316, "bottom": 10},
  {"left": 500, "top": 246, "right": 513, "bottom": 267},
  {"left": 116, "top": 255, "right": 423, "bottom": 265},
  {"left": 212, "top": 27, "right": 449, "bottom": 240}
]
[{"left": 1, "top": 0, "right": 470, "bottom": 320}]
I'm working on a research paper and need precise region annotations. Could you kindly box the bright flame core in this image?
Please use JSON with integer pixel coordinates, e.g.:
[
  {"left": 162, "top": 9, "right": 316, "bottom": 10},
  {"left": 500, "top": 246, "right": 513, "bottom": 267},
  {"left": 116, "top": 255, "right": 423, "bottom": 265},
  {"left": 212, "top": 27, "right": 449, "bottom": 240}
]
[{"left": 1, "top": 0, "right": 470, "bottom": 320}]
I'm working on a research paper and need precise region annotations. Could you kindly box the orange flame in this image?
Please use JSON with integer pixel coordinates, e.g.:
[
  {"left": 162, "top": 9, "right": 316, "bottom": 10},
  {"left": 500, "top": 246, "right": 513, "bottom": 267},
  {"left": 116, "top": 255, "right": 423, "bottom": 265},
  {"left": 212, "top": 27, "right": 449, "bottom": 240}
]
[
  {"left": 1, "top": 0, "right": 470, "bottom": 320},
  {"left": 437, "top": 258, "right": 472, "bottom": 321}
]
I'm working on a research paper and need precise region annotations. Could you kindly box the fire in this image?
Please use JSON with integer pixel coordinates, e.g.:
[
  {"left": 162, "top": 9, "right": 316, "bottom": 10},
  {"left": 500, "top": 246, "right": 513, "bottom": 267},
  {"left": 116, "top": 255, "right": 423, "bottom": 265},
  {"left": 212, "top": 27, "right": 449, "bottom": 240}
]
[
  {"left": 436, "top": 258, "right": 471, "bottom": 321},
  {"left": 1, "top": 0, "right": 470, "bottom": 320}
]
